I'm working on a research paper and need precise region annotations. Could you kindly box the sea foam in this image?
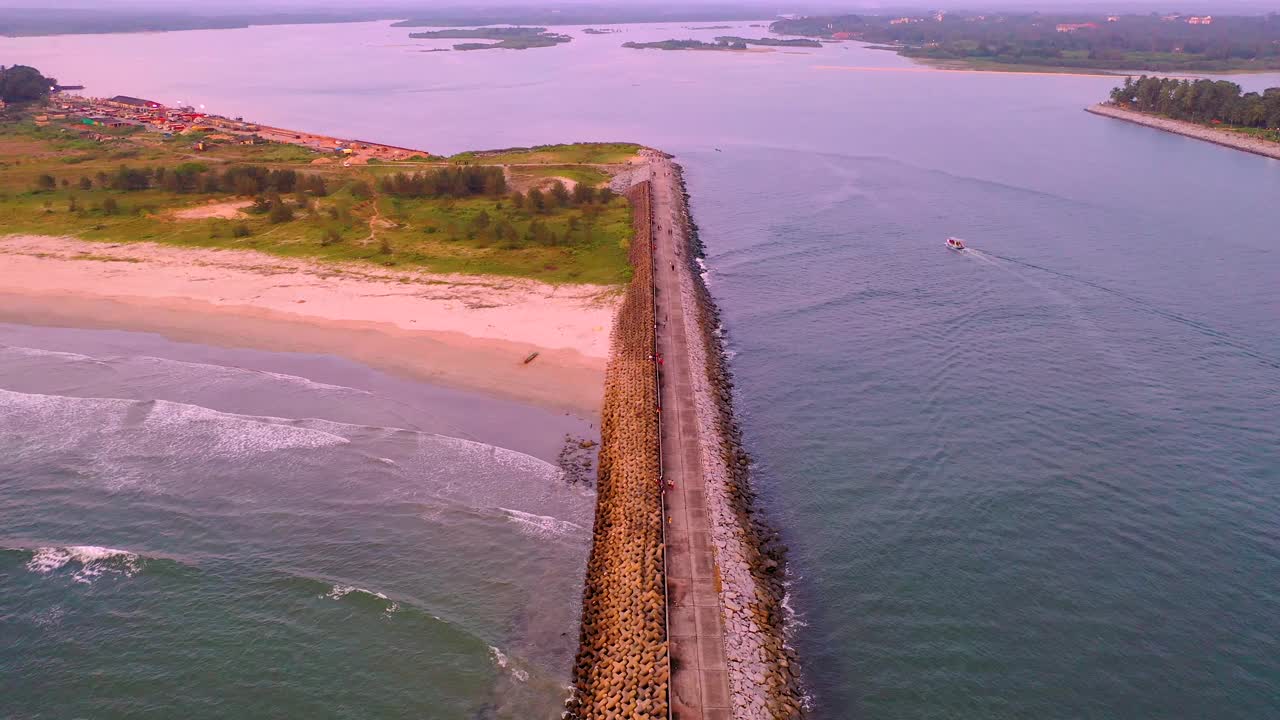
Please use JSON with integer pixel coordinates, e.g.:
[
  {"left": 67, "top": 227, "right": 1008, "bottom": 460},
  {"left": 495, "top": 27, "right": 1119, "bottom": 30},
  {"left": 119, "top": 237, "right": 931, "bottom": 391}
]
[
  {"left": 488, "top": 646, "right": 529, "bottom": 682},
  {"left": 498, "top": 508, "right": 586, "bottom": 539},
  {"left": 321, "top": 583, "right": 399, "bottom": 613},
  {"left": 25, "top": 545, "right": 141, "bottom": 583}
]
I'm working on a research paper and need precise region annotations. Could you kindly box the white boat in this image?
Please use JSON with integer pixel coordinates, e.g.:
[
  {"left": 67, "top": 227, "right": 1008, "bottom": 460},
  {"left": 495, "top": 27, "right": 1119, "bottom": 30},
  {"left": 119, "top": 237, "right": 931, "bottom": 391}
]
[{"left": 946, "top": 237, "right": 966, "bottom": 251}]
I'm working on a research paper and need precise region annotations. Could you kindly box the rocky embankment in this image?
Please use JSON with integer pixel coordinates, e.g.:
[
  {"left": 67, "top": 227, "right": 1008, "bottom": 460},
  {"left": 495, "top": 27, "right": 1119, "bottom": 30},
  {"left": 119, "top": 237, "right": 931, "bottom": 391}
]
[
  {"left": 1087, "top": 103, "right": 1280, "bottom": 161},
  {"left": 566, "top": 182, "right": 668, "bottom": 720},
  {"left": 663, "top": 158, "right": 807, "bottom": 718}
]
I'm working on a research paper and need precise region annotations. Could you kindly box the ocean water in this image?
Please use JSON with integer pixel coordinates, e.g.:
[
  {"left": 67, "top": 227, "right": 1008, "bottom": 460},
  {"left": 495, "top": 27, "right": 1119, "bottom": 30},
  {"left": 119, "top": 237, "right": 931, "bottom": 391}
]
[
  {"left": 3, "top": 21, "right": 1280, "bottom": 718},
  {"left": 0, "top": 325, "right": 597, "bottom": 719}
]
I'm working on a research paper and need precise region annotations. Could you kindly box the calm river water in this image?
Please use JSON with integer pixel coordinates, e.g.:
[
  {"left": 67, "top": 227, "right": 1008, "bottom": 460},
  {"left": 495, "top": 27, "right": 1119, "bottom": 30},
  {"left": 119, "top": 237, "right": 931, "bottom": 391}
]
[{"left": 4, "top": 20, "right": 1279, "bottom": 719}]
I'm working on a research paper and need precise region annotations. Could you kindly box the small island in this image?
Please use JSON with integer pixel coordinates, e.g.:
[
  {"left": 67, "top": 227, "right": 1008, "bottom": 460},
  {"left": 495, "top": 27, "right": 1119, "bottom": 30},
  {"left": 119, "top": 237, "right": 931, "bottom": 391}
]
[
  {"left": 623, "top": 36, "right": 819, "bottom": 51},
  {"left": 624, "top": 39, "right": 749, "bottom": 51},
  {"left": 407, "top": 26, "right": 570, "bottom": 51},
  {"left": 715, "top": 35, "right": 821, "bottom": 47},
  {"left": 1089, "top": 75, "right": 1280, "bottom": 160},
  {"left": 581, "top": 28, "right": 620, "bottom": 35}
]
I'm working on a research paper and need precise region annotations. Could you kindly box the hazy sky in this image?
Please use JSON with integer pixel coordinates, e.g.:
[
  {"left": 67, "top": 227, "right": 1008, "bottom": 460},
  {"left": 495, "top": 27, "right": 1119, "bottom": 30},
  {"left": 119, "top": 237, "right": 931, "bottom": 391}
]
[{"left": 3, "top": 0, "right": 1273, "bottom": 14}]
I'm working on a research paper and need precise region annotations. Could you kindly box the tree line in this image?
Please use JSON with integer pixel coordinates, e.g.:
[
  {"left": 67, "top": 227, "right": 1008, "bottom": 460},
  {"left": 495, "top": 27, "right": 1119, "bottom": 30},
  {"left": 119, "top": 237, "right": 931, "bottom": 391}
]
[
  {"left": 377, "top": 166, "right": 506, "bottom": 198},
  {"left": 1110, "top": 76, "right": 1280, "bottom": 129},
  {"left": 33, "top": 164, "right": 329, "bottom": 196},
  {"left": 509, "top": 180, "right": 614, "bottom": 212}
]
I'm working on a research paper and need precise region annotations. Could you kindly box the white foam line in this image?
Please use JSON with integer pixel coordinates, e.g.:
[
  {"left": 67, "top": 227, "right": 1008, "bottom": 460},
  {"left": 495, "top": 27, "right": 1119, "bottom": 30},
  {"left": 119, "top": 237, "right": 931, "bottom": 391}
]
[
  {"left": 0, "top": 388, "right": 352, "bottom": 453},
  {"left": 128, "top": 354, "right": 369, "bottom": 394},
  {"left": 488, "top": 646, "right": 529, "bottom": 683},
  {"left": 0, "top": 344, "right": 369, "bottom": 394},
  {"left": 0, "top": 344, "right": 109, "bottom": 365},
  {"left": 497, "top": 507, "right": 586, "bottom": 538}
]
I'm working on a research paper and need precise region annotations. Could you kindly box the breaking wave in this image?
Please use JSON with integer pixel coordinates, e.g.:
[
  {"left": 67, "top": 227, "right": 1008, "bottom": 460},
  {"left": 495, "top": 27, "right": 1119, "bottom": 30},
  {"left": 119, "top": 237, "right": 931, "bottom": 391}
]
[
  {"left": 321, "top": 583, "right": 400, "bottom": 613},
  {"left": 22, "top": 545, "right": 142, "bottom": 584}
]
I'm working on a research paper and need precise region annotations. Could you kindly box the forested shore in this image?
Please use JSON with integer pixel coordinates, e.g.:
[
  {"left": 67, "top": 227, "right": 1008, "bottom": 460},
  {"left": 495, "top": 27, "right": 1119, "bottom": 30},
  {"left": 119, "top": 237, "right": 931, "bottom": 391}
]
[
  {"left": 772, "top": 13, "right": 1280, "bottom": 73},
  {"left": 1108, "top": 76, "right": 1280, "bottom": 134}
]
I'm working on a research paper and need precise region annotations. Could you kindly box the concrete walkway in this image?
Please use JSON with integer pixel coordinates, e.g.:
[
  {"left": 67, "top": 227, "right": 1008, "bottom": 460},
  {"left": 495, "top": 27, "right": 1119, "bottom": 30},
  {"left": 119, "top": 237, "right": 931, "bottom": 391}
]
[{"left": 649, "top": 161, "right": 733, "bottom": 720}]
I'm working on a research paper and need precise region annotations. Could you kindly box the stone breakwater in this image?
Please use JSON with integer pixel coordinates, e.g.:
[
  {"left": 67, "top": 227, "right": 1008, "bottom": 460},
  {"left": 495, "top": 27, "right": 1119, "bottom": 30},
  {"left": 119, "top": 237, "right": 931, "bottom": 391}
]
[
  {"left": 1087, "top": 103, "right": 1280, "bottom": 161},
  {"left": 566, "top": 181, "right": 669, "bottom": 720},
  {"left": 665, "top": 159, "right": 807, "bottom": 718}
]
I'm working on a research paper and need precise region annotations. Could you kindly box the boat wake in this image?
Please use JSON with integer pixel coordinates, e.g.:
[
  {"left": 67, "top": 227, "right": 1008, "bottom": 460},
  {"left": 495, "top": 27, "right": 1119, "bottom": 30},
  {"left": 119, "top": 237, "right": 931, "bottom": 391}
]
[{"left": 976, "top": 250, "right": 1280, "bottom": 370}]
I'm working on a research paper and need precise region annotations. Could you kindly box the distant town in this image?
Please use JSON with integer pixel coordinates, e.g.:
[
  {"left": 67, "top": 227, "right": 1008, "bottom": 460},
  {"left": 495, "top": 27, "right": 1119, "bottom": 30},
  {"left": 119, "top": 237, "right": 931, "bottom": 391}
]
[{"left": 36, "top": 93, "right": 430, "bottom": 163}]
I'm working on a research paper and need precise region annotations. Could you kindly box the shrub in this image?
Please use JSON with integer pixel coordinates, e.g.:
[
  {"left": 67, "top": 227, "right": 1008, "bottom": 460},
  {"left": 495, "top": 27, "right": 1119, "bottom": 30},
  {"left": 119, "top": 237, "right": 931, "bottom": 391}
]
[
  {"left": 267, "top": 202, "right": 294, "bottom": 224},
  {"left": 349, "top": 180, "right": 372, "bottom": 200},
  {"left": 231, "top": 222, "right": 252, "bottom": 238},
  {"left": 101, "top": 197, "right": 119, "bottom": 215}
]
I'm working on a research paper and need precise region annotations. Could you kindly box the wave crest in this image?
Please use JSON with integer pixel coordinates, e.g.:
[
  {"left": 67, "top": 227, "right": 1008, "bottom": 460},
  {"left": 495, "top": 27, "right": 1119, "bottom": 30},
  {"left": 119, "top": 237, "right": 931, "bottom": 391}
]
[
  {"left": 25, "top": 545, "right": 141, "bottom": 583},
  {"left": 320, "top": 583, "right": 399, "bottom": 613}
]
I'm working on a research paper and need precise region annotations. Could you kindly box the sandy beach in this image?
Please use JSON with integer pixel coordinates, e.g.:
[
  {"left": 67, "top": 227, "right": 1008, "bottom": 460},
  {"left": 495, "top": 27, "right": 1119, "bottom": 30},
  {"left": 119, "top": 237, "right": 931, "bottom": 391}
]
[{"left": 0, "top": 235, "right": 619, "bottom": 414}]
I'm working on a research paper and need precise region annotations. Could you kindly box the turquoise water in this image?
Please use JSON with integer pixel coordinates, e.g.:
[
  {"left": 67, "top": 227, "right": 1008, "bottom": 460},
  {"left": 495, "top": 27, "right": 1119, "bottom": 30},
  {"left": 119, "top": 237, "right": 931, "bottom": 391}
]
[{"left": 3, "top": 21, "right": 1280, "bottom": 718}]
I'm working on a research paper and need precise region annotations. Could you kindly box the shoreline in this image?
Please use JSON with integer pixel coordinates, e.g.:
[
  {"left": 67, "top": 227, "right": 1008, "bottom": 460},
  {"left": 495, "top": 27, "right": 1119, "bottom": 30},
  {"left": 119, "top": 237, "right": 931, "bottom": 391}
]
[
  {"left": 1086, "top": 103, "right": 1280, "bottom": 161},
  {"left": 0, "top": 235, "right": 616, "bottom": 415},
  {"left": 814, "top": 63, "right": 1121, "bottom": 78}
]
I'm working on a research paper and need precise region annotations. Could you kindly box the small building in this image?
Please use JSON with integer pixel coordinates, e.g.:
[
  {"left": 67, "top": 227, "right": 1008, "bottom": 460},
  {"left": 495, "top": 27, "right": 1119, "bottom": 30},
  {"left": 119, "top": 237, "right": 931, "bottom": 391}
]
[
  {"left": 1107, "top": 15, "right": 1120, "bottom": 22},
  {"left": 1056, "top": 22, "right": 1098, "bottom": 32},
  {"left": 1188, "top": 16, "right": 1213, "bottom": 25}
]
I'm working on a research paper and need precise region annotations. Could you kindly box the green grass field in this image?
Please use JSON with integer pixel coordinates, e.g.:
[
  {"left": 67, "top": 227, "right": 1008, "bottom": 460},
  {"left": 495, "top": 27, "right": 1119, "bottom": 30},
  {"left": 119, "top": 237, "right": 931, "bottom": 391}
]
[
  {"left": 0, "top": 117, "right": 636, "bottom": 284},
  {"left": 509, "top": 164, "right": 612, "bottom": 187},
  {"left": 450, "top": 142, "right": 643, "bottom": 165}
]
